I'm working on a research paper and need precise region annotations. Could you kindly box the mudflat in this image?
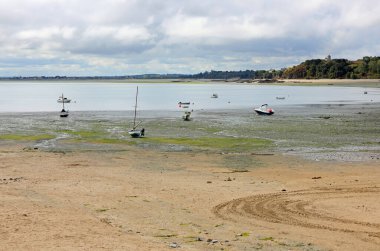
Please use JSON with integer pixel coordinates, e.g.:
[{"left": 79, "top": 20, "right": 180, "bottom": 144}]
[{"left": 1, "top": 103, "right": 379, "bottom": 250}]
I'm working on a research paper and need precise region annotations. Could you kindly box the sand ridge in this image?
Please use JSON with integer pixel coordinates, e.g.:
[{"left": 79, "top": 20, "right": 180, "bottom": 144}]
[{"left": 213, "top": 186, "right": 380, "bottom": 237}]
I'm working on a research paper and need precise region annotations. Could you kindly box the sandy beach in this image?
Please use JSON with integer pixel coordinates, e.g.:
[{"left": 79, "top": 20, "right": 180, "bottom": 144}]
[{"left": 1, "top": 102, "right": 379, "bottom": 250}]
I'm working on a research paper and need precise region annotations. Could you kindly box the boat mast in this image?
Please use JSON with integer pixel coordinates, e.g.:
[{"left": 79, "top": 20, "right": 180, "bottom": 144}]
[
  {"left": 62, "top": 93, "right": 65, "bottom": 110},
  {"left": 133, "top": 86, "right": 138, "bottom": 129}
]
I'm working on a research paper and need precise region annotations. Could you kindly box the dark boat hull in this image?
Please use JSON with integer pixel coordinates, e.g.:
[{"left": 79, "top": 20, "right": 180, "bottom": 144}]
[
  {"left": 129, "top": 132, "right": 141, "bottom": 138},
  {"left": 128, "top": 129, "right": 144, "bottom": 138},
  {"left": 254, "top": 109, "right": 274, "bottom": 115},
  {"left": 60, "top": 111, "right": 69, "bottom": 117}
]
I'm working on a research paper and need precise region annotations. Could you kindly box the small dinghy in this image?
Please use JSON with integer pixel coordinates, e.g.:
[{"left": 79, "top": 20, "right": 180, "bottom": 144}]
[
  {"left": 254, "top": 104, "right": 274, "bottom": 115},
  {"left": 178, "top": 102, "right": 191, "bottom": 108},
  {"left": 211, "top": 93, "right": 218, "bottom": 98}
]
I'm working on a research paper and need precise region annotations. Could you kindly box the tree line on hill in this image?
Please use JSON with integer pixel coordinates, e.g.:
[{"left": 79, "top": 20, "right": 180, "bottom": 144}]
[
  {"left": 1, "top": 56, "right": 378, "bottom": 80},
  {"left": 184, "top": 69, "right": 281, "bottom": 80},
  {"left": 281, "top": 56, "right": 380, "bottom": 79},
  {"left": 186, "top": 56, "right": 380, "bottom": 80}
]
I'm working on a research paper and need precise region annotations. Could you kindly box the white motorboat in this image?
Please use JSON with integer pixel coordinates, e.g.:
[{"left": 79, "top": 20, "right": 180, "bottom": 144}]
[
  {"left": 57, "top": 94, "right": 71, "bottom": 103},
  {"left": 254, "top": 104, "right": 274, "bottom": 115}
]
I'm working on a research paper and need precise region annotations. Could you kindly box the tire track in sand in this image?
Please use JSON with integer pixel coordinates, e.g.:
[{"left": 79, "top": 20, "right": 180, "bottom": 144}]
[{"left": 213, "top": 187, "right": 380, "bottom": 240}]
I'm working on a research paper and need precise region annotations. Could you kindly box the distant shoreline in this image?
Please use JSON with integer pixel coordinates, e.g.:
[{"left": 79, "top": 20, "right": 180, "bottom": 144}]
[
  {"left": 277, "top": 78, "right": 380, "bottom": 87},
  {"left": 0, "top": 78, "right": 379, "bottom": 87}
]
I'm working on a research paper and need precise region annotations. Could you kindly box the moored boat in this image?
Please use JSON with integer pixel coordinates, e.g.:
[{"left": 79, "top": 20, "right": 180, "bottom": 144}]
[
  {"left": 60, "top": 109, "right": 69, "bottom": 117},
  {"left": 178, "top": 101, "right": 191, "bottom": 107},
  {"left": 128, "top": 128, "right": 144, "bottom": 138},
  {"left": 254, "top": 104, "right": 274, "bottom": 115},
  {"left": 57, "top": 94, "right": 71, "bottom": 103},
  {"left": 182, "top": 111, "right": 191, "bottom": 121},
  {"left": 128, "top": 86, "right": 145, "bottom": 138},
  {"left": 58, "top": 93, "right": 69, "bottom": 117}
]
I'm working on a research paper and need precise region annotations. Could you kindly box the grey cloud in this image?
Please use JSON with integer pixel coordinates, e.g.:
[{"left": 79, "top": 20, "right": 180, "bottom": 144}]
[
  {"left": 69, "top": 41, "right": 155, "bottom": 56},
  {"left": 0, "top": 0, "right": 379, "bottom": 76}
]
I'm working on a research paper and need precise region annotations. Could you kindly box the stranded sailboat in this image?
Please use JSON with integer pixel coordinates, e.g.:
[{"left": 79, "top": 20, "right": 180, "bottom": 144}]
[
  {"left": 58, "top": 93, "right": 69, "bottom": 117},
  {"left": 128, "top": 86, "right": 145, "bottom": 138}
]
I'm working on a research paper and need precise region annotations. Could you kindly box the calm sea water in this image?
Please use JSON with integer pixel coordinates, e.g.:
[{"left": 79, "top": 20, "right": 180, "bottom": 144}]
[{"left": 0, "top": 81, "right": 378, "bottom": 113}]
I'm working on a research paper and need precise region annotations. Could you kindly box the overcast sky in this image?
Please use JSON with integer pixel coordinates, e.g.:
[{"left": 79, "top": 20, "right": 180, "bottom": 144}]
[{"left": 0, "top": 0, "right": 379, "bottom": 76}]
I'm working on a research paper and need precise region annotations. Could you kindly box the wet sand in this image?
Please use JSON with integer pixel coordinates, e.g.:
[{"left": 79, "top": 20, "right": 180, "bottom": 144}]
[{"left": 1, "top": 103, "right": 380, "bottom": 250}]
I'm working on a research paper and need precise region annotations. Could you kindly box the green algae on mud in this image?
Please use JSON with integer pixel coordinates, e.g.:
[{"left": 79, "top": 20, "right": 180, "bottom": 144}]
[
  {"left": 59, "top": 130, "right": 136, "bottom": 145},
  {"left": 68, "top": 138, "right": 136, "bottom": 145},
  {"left": 144, "top": 137, "right": 273, "bottom": 152},
  {"left": 0, "top": 102, "right": 378, "bottom": 161},
  {"left": 0, "top": 134, "right": 55, "bottom": 141}
]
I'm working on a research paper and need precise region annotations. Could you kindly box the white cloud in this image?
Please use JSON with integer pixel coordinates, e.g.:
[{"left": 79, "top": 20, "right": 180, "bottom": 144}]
[
  {"left": 82, "top": 25, "right": 152, "bottom": 43},
  {"left": 15, "top": 26, "right": 76, "bottom": 40},
  {"left": 162, "top": 14, "right": 285, "bottom": 44}
]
